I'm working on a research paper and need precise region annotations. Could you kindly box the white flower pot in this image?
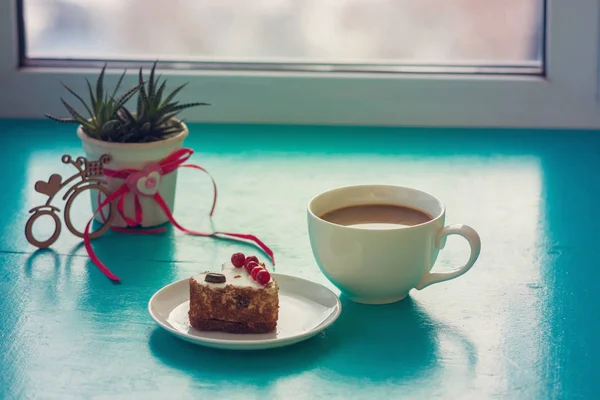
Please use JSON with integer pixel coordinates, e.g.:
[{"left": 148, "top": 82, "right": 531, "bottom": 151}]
[{"left": 77, "top": 123, "right": 189, "bottom": 228}]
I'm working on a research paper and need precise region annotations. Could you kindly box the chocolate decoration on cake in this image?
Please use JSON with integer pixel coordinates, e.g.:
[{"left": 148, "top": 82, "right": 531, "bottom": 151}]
[{"left": 205, "top": 273, "right": 226, "bottom": 283}]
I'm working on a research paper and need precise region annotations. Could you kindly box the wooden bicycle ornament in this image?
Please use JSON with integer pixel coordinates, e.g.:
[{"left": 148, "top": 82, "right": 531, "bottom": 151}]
[{"left": 25, "top": 153, "right": 116, "bottom": 248}]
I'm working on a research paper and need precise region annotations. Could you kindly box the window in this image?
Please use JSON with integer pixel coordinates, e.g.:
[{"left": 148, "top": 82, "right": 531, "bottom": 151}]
[
  {"left": 22, "top": 0, "right": 543, "bottom": 74},
  {"left": 1, "top": 0, "right": 599, "bottom": 128}
]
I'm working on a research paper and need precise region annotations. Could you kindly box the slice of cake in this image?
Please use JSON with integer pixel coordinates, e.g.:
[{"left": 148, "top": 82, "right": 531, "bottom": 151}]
[{"left": 188, "top": 252, "right": 279, "bottom": 334}]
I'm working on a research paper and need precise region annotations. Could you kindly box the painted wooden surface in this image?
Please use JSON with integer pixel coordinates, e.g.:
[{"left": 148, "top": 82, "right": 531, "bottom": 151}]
[{"left": 0, "top": 119, "right": 598, "bottom": 399}]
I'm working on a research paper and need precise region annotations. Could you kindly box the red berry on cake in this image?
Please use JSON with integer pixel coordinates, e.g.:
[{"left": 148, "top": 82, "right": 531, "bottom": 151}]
[
  {"left": 245, "top": 255, "right": 259, "bottom": 266},
  {"left": 231, "top": 252, "right": 246, "bottom": 268},
  {"left": 256, "top": 270, "right": 271, "bottom": 285},
  {"left": 251, "top": 266, "right": 262, "bottom": 280},
  {"left": 245, "top": 261, "right": 259, "bottom": 273}
]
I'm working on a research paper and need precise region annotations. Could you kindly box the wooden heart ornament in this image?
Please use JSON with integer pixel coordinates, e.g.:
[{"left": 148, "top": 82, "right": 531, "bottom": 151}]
[
  {"left": 34, "top": 174, "right": 63, "bottom": 197},
  {"left": 126, "top": 164, "right": 163, "bottom": 197}
]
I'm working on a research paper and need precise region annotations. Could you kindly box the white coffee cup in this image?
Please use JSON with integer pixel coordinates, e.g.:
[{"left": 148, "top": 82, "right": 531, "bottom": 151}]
[{"left": 307, "top": 184, "right": 481, "bottom": 304}]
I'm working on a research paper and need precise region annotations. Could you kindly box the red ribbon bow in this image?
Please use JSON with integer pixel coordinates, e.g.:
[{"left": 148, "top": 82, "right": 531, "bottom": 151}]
[{"left": 83, "top": 148, "right": 275, "bottom": 281}]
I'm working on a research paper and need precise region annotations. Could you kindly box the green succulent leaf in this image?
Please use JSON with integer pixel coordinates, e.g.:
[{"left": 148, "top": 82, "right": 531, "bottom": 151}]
[
  {"left": 96, "top": 63, "right": 106, "bottom": 109},
  {"left": 148, "top": 61, "right": 157, "bottom": 100},
  {"left": 161, "top": 102, "right": 208, "bottom": 118},
  {"left": 44, "top": 114, "right": 79, "bottom": 124},
  {"left": 155, "top": 111, "right": 181, "bottom": 127},
  {"left": 111, "top": 68, "right": 127, "bottom": 100},
  {"left": 138, "top": 67, "right": 148, "bottom": 116},
  {"left": 159, "top": 126, "right": 185, "bottom": 136},
  {"left": 61, "top": 82, "right": 94, "bottom": 119},
  {"left": 101, "top": 120, "right": 121, "bottom": 136},
  {"left": 140, "top": 122, "right": 151, "bottom": 134},
  {"left": 118, "top": 106, "right": 136, "bottom": 124},
  {"left": 114, "top": 82, "right": 143, "bottom": 111},
  {"left": 155, "top": 80, "right": 166, "bottom": 108},
  {"left": 85, "top": 78, "right": 98, "bottom": 116},
  {"left": 100, "top": 102, "right": 110, "bottom": 125},
  {"left": 161, "top": 83, "right": 188, "bottom": 107},
  {"left": 60, "top": 98, "right": 91, "bottom": 127}
]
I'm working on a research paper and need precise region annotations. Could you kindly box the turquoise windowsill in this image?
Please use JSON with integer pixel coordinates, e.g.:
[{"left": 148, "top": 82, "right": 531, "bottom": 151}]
[{"left": 0, "top": 119, "right": 597, "bottom": 399}]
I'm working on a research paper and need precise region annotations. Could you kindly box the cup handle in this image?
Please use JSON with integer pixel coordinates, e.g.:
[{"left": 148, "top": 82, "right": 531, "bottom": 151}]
[{"left": 414, "top": 224, "right": 481, "bottom": 290}]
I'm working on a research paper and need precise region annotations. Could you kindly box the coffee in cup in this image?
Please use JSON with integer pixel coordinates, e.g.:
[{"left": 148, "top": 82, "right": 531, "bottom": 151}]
[{"left": 307, "top": 184, "right": 481, "bottom": 304}]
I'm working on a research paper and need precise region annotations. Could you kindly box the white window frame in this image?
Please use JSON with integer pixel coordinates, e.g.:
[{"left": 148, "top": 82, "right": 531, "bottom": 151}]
[{"left": 0, "top": 0, "right": 599, "bottom": 129}]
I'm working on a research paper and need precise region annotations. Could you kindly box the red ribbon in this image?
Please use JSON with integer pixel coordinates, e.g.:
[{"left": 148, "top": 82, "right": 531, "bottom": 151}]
[{"left": 83, "top": 148, "right": 275, "bottom": 281}]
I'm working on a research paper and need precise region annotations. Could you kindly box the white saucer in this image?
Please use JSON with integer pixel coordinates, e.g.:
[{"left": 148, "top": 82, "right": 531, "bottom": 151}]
[{"left": 148, "top": 273, "right": 342, "bottom": 350}]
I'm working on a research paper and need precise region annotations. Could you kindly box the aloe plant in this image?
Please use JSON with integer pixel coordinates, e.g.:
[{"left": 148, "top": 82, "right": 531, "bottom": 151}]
[
  {"left": 45, "top": 61, "right": 209, "bottom": 143},
  {"left": 45, "top": 64, "right": 141, "bottom": 140}
]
